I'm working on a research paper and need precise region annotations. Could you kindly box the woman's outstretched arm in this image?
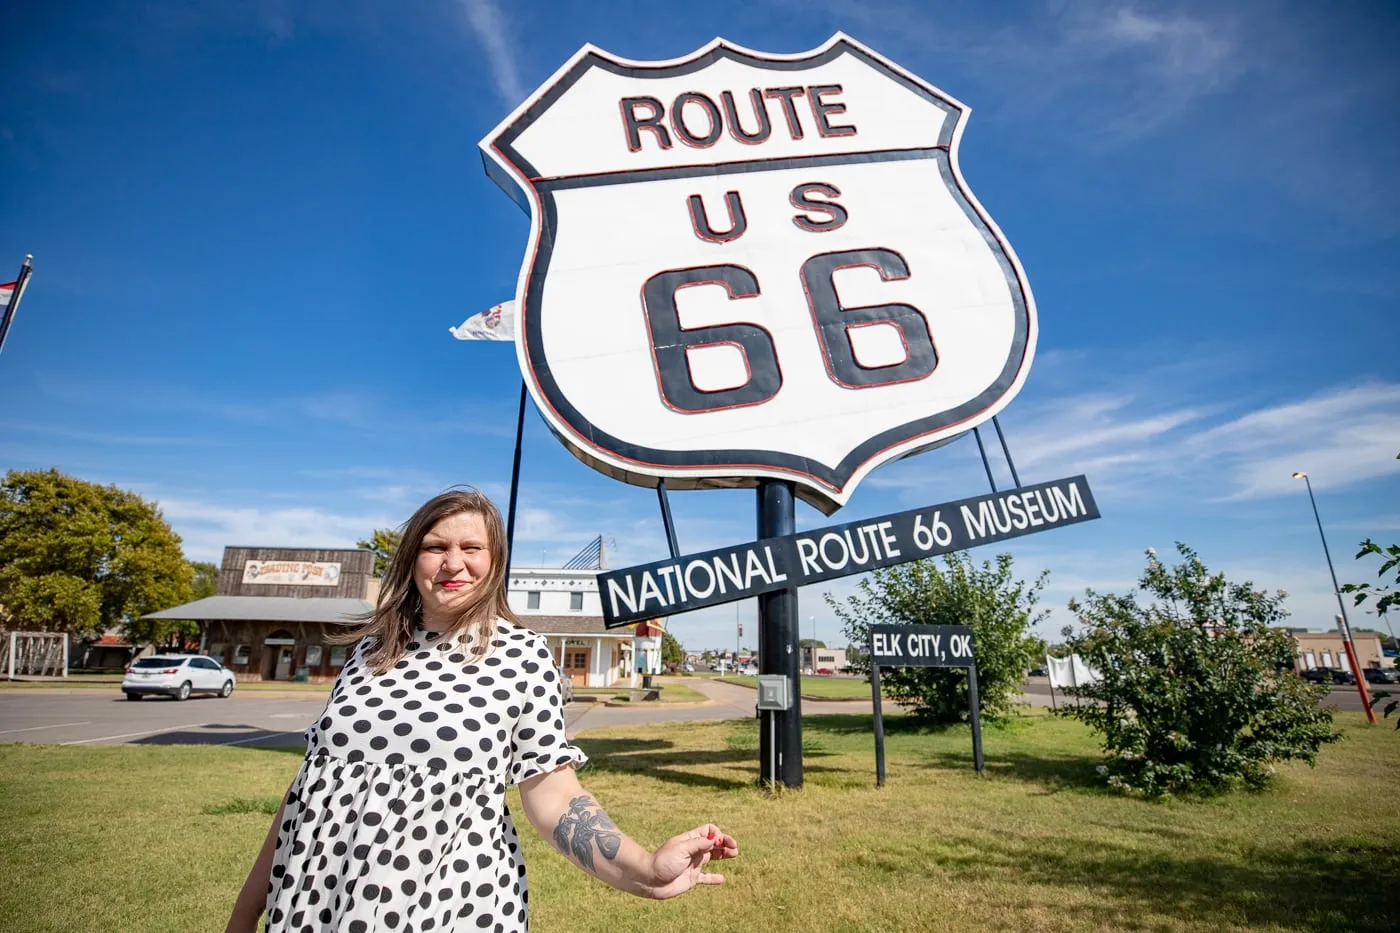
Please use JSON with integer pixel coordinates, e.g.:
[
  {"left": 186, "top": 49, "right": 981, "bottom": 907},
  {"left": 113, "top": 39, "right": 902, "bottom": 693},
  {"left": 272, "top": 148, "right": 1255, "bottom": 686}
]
[{"left": 517, "top": 764, "right": 738, "bottom": 899}]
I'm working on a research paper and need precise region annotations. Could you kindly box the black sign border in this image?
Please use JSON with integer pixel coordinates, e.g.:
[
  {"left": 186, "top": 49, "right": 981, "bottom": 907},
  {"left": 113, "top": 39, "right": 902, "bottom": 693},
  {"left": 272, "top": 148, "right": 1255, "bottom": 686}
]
[
  {"left": 482, "top": 36, "right": 1035, "bottom": 513},
  {"left": 599, "top": 474, "right": 1099, "bottom": 626}
]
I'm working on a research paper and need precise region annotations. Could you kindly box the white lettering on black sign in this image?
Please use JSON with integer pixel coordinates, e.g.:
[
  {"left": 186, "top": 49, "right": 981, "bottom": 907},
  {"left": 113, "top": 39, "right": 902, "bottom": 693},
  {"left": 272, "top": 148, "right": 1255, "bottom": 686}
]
[
  {"left": 871, "top": 624, "right": 973, "bottom": 667},
  {"left": 600, "top": 475, "right": 1099, "bottom": 626}
]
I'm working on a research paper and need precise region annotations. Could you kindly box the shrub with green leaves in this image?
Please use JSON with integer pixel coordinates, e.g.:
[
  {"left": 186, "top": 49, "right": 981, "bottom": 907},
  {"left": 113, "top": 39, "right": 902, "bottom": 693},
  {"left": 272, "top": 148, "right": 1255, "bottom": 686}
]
[
  {"left": 829, "top": 552, "right": 1045, "bottom": 725},
  {"left": 1062, "top": 543, "right": 1340, "bottom": 797}
]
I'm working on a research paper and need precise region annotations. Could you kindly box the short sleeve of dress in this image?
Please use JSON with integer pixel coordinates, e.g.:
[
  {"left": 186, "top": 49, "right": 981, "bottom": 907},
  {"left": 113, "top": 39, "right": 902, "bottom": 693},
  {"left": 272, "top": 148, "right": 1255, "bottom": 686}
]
[{"left": 507, "top": 632, "right": 588, "bottom": 785}]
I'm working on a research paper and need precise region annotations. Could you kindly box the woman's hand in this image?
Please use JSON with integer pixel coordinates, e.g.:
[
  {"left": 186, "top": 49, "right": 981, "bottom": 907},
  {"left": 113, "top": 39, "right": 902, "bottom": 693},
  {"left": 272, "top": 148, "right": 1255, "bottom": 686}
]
[{"left": 645, "top": 824, "right": 739, "bottom": 900}]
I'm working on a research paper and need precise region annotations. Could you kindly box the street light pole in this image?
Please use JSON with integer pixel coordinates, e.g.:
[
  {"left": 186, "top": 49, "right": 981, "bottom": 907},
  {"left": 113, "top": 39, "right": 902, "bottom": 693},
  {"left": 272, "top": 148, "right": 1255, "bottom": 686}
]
[{"left": 1292, "top": 472, "right": 1375, "bottom": 724}]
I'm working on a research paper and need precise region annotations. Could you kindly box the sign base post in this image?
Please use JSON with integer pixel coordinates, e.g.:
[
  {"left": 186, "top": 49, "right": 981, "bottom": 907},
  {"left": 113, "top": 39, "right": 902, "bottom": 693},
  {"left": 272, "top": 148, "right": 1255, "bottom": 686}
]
[
  {"left": 967, "top": 664, "right": 985, "bottom": 775},
  {"left": 757, "top": 480, "right": 802, "bottom": 789},
  {"left": 871, "top": 655, "right": 887, "bottom": 788}
]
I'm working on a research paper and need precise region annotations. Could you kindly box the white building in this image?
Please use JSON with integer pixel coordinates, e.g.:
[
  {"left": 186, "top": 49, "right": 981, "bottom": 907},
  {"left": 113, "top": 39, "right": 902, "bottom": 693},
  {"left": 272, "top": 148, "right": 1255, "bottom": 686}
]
[{"left": 506, "top": 541, "right": 665, "bottom": 688}]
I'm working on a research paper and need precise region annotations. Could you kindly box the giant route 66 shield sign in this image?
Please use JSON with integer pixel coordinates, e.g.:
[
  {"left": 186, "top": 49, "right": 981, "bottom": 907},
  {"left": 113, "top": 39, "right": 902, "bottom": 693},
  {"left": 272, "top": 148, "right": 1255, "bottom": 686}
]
[{"left": 481, "top": 33, "right": 1036, "bottom": 514}]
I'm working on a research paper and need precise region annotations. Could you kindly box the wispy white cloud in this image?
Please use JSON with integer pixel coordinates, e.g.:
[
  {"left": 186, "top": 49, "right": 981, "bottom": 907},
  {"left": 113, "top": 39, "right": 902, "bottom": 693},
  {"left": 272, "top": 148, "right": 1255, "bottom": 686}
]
[
  {"left": 155, "top": 497, "right": 400, "bottom": 562},
  {"left": 456, "top": 0, "right": 527, "bottom": 107},
  {"left": 1185, "top": 382, "right": 1400, "bottom": 499},
  {"left": 799, "top": 0, "right": 1243, "bottom": 143},
  {"left": 994, "top": 375, "right": 1399, "bottom": 502}
]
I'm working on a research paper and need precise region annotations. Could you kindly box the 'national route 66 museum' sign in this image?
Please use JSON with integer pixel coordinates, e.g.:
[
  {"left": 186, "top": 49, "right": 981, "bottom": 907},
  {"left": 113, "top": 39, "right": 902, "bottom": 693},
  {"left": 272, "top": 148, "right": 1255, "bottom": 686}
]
[{"left": 480, "top": 33, "right": 1035, "bottom": 514}]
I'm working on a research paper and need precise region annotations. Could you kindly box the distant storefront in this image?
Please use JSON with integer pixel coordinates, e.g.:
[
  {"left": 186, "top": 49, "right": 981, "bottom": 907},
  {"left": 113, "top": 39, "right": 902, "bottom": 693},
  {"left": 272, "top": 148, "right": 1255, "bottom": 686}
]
[
  {"left": 143, "top": 547, "right": 376, "bottom": 683},
  {"left": 1292, "top": 632, "right": 1393, "bottom": 671}
]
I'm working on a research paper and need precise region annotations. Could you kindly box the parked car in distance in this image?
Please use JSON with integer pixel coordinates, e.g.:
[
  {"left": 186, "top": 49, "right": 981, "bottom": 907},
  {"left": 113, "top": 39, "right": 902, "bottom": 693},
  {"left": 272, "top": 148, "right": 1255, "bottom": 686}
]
[
  {"left": 1027, "top": 666, "right": 1048, "bottom": 677},
  {"left": 1362, "top": 667, "right": 1400, "bottom": 685},
  {"left": 122, "top": 655, "right": 235, "bottom": 700},
  {"left": 680, "top": 663, "right": 695, "bottom": 672},
  {"left": 1300, "top": 668, "right": 1356, "bottom": 685}
]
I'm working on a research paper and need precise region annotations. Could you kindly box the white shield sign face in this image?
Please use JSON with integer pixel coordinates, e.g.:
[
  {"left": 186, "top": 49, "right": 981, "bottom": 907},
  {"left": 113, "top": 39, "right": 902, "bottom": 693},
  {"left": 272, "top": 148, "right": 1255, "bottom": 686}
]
[{"left": 481, "top": 34, "right": 1036, "bottom": 514}]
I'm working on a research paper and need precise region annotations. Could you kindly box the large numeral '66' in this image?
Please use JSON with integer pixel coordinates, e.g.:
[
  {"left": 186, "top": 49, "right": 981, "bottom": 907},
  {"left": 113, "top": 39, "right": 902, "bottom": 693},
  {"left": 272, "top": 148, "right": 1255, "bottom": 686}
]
[{"left": 642, "top": 249, "right": 937, "bottom": 414}]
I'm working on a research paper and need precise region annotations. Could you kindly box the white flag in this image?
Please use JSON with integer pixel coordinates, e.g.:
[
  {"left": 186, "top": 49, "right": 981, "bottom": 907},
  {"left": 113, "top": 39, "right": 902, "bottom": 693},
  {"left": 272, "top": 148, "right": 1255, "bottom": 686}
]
[{"left": 450, "top": 300, "right": 515, "bottom": 341}]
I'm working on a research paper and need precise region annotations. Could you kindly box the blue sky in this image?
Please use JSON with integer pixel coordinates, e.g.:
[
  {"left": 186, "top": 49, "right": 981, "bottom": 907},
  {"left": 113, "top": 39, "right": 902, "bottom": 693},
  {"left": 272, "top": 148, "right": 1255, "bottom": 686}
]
[{"left": 2, "top": 0, "right": 1397, "bottom": 652}]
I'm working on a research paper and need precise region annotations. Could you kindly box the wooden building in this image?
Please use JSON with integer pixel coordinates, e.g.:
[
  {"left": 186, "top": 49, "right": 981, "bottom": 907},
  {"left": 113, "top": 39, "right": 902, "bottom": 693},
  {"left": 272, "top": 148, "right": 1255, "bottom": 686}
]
[{"left": 142, "top": 547, "right": 375, "bottom": 683}]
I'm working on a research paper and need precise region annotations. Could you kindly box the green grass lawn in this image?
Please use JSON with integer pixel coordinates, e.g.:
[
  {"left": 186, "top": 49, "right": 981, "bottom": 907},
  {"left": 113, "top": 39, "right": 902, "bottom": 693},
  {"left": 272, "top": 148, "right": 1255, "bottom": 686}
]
[
  {"left": 720, "top": 674, "right": 873, "bottom": 699},
  {"left": 2, "top": 712, "right": 1396, "bottom": 933}
]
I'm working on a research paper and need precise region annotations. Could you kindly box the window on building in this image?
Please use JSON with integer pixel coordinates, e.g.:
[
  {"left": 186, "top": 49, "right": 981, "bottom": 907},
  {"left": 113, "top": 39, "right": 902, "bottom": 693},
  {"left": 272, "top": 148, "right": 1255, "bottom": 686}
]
[
  {"left": 209, "top": 643, "right": 227, "bottom": 663},
  {"left": 570, "top": 591, "right": 583, "bottom": 612},
  {"left": 233, "top": 644, "right": 250, "bottom": 664},
  {"left": 330, "top": 646, "right": 348, "bottom": 668},
  {"left": 527, "top": 591, "right": 541, "bottom": 610},
  {"left": 305, "top": 645, "right": 323, "bottom": 667},
  {"left": 572, "top": 652, "right": 587, "bottom": 669}
]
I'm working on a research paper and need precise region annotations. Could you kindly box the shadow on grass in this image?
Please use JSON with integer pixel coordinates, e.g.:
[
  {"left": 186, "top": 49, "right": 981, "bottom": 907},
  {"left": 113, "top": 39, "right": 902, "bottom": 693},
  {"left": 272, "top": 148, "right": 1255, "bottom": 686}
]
[
  {"left": 133, "top": 728, "right": 308, "bottom": 749},
  {"left": 925, "top": 749, "right": 1106, "bottom": 795},
  {"left": 574, "top": 736, "right": 764, "bottom": 791},
  {"left": 804, "top": 712, "right": 1012, "bottom": 737},
  {"left": 934, "top": 830, "right": 1400, "bottom": 932}
]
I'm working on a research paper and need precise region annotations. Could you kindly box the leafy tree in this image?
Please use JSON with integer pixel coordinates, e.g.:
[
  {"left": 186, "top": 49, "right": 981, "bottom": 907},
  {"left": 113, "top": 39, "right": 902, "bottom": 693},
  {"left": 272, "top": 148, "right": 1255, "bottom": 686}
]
[
  {"left": 122, "top": 560, "right": 220, "bottom": 649},
  {"left": 1342, "top": 539, "right": 1399, "bottom": 637},
  {"left": 358, "top": 528, "right": 402, "bottom": 578},
  {"left": 799, "top": 638, "right": 827, "bottom": 648},
  {"left": 828, "top": 552, "right": 1046, "bottom": 725},
  {"left": 1024, "top": 634, "right": 1049, "bottom": 663},
  {"left": 1062, "top": 544, "right": 1340, "bottom": 797},
  {"left": 661, "top": 631, "right": 683, "bottom": 667},
  {"left": 0, "top": 469, "right": 192, "bottom": 639}
]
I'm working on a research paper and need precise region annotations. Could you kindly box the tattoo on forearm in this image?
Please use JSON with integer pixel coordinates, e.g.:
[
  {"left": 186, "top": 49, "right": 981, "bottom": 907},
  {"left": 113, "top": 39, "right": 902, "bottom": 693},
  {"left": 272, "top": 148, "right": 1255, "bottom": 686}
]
[{"left": 552, "top": 795, "right": 622, "bottom": 872}]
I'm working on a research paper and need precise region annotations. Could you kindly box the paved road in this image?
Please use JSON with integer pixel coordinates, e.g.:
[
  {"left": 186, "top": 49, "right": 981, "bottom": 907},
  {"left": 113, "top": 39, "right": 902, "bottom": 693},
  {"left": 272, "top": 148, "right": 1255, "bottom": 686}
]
[
  {"left": 0, "top": 678, "right": 1378, "bottom": 748},
  {"left": 0, "top": 678, "right": 851, "bottom": 748}
]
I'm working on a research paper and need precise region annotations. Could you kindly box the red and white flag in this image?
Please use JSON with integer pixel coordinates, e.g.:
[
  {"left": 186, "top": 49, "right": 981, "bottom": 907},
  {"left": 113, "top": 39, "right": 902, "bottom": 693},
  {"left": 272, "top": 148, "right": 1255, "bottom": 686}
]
[
  {"left": 0, "top": 281, "right": 15, "bottom": 308},
  {"left": 450, "top": 300, "right": 515, "bottom": 341}
]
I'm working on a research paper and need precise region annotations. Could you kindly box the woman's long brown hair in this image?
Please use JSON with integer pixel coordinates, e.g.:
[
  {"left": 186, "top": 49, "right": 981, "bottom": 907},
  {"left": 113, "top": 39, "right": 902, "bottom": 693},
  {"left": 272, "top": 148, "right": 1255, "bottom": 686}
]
[{"left": 329, "top": 488, "right": 518, "bottom": 674}]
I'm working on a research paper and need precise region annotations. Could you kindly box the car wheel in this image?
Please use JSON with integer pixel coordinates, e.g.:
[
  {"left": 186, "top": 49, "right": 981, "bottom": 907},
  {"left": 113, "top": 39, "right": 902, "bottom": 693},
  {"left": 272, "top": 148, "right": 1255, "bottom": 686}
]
[
  {"left": 219, "top": 680, "right": 234, "bottom": 698},
  {"left": 176, "top": 681, "right": 192, "bottom": 701},
  {"left": 125, "top": 692, "right": 141, "bottom": 701}
]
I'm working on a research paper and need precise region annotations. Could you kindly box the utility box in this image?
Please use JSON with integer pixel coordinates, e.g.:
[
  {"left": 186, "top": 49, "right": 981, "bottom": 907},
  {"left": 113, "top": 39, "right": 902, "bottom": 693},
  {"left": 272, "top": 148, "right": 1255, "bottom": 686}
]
[{"left": 756, "top": 674, "right": 792, "bottom": 710}]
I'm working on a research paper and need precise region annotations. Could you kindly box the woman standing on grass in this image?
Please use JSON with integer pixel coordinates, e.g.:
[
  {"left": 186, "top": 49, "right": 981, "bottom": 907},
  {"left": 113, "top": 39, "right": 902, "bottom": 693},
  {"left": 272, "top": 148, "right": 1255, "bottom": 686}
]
[{"left": 226, "top": 489, "right": 738, "bottom": 933}]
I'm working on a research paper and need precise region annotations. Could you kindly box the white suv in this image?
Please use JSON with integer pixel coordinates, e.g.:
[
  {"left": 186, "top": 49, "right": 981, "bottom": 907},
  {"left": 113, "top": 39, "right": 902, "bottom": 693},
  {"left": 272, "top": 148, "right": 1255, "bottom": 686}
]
[{"left": 122, "top": 655, "right": 236, "bottom": 701}]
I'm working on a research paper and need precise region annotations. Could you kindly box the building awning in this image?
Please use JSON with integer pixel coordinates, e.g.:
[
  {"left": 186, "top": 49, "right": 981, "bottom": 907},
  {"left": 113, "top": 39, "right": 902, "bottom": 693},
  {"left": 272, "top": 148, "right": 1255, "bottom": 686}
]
[{"left": 142, "top": 596, "right": 373, "bottom": 624}]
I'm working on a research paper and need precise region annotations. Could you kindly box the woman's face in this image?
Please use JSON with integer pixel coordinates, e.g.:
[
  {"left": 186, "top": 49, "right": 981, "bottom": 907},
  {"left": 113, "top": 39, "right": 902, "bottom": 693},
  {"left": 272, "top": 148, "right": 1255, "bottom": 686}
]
[{"left": 414, "top": 511, "right": 494, "bottom": 630}]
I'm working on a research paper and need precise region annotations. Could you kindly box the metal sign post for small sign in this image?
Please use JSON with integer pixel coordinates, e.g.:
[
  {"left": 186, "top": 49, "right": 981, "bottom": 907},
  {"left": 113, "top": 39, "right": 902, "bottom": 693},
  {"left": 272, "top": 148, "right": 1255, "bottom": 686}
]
[{"left": 869, "top": 623, "right": 983, "bottom": 786}]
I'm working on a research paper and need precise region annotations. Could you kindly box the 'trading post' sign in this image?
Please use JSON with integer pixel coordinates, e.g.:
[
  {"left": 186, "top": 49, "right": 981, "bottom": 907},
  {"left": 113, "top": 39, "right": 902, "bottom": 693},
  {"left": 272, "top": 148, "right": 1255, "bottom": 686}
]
[{"left": 869, "top": 624, "right": 983, "bottom": 784}]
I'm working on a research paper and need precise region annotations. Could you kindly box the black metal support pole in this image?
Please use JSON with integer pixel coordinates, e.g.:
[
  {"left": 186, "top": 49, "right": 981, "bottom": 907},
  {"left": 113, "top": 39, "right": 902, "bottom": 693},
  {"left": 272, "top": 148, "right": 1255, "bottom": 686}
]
[
  {"left": 871, "top": 653, "right": 886, "bottom": 788},
  {"left": 973, "top": 427, "right": 998, "bottom": 493},
  {"left": 656, "top": 480, "right": 680, "bottom": 560},
  {"left": 757, "top": 480, "right": 802, "bottom": 789},
  {"left": 967, "top": 665, "right": 985, "bottom": 775},
  {"left": 504, "top": 381, "right": 528, "bottom": 576},
  {"left": 991, "top": 416, "right": 1022, "bottom": 488}
]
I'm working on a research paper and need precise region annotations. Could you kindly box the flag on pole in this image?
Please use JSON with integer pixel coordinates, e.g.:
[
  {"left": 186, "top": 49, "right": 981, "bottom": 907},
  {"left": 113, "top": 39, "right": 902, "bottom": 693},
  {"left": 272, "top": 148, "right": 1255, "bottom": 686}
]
[
  {"left": 450, "top": 300, "right": 515, "bottom": 341},
  {"left": 0, "top": 255, "right": 34, "bottom": 358}
]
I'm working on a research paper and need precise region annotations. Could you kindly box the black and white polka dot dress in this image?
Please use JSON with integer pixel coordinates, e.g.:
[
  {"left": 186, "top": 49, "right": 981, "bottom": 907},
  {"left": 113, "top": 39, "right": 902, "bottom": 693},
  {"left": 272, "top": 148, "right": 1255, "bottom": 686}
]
[{"left": 265, "top": 621, "right": 586, "bottom": 933}]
